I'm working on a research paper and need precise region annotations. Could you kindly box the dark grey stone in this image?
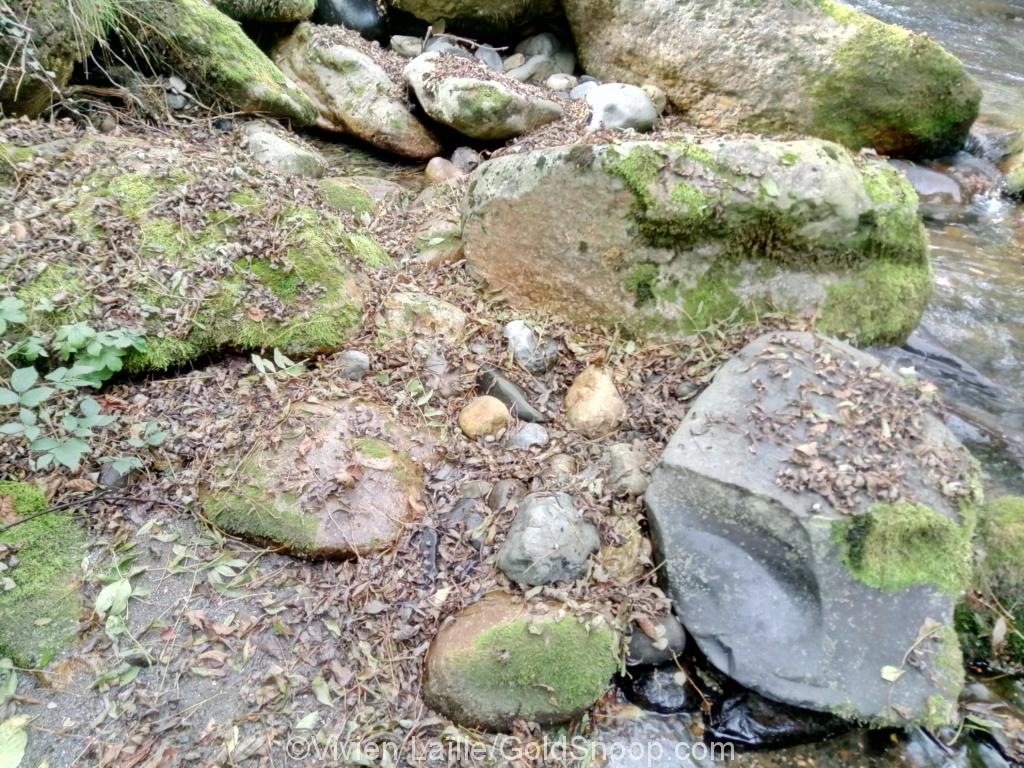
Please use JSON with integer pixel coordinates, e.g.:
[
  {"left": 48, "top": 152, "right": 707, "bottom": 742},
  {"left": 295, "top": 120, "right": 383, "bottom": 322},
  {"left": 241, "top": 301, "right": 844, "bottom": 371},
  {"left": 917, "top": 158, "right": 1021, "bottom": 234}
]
[
  {"left": 314, "top": 0, "right": 388, "bottom": 40},
  {"left": 476, "top": 366, "right": 548, "bottom": 423}
]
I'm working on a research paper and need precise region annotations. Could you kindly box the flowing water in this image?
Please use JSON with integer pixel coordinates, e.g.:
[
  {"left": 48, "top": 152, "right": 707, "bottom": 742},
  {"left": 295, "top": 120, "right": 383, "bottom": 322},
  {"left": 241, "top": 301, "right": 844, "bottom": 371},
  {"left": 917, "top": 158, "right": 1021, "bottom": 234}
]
[{"left": 598, "top": 1, "right": 1024, "bottom": 764}]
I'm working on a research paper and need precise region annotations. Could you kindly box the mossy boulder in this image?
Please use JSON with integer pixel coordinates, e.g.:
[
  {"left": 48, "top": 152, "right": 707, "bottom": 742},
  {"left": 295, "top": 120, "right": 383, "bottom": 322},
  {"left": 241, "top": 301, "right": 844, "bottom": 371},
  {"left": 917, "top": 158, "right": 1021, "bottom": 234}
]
[
  {"left": 0, "top": 483, "right": 85, "bottom": 668},
  {"left": 645, "top": 331, "right": 979, "bottom": 727},
  {"left": 386, "top": 0, "right": 557, "bottom": 35},
  {"left": 121, "top": 0, "right": 317, "bottom": 124},
  {"left": 2, "top": 126, "right": 372, "bottom": 371},
  {"left": 404, "top": 53, "right": 563, "bottom": 141},
  {"left": 213, "top": 0, "right": 315, "bottom": 22},
  {"left": 957, "top": 496, "right": 1024, "bottom": 672},
  {"left": 422, "top": 592, "right": 620, "bottom": 730},
  {"left": 1004, "top": 155, "right": 1024, "bottom": 200},
  {"left": 1, "top": 0, "right": 117, "bottom": 117},
  {"left": 561, "top": 0, "right": 980, "bottom": 158},
  {"left": 202, "top": 401, "right": 439, "bottom": 559},
  {"left": 463, "top": 139, "right": 931, "bottom": 346},
  {"left": 274, "top": 23, "right": 440, "bottom": 160}
]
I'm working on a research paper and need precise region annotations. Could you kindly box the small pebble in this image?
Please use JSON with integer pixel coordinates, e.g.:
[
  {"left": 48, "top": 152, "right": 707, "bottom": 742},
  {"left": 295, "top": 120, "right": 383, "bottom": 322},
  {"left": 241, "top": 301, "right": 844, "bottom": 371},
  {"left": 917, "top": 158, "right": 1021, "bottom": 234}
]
[
  {"left": 546, "top": 73, "right": 578, "bottom": 92},
  {"left": 338, "top": 350, "right": 370, "bottom": 381},
  {"left": 506, "top": 422, "right": 550, "bottom": 450},
  {"left": 425, "top": 157, "right": 466, "bottom": 183}
]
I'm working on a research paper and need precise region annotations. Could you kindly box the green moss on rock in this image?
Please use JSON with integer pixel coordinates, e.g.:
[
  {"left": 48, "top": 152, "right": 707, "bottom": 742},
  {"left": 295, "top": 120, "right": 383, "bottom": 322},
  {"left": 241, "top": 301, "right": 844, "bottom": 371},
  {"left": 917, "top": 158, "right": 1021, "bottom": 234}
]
[
  {"left": 809, "top": 2, "right": 981, "bottom": 158},
  {"left": 957, "top": 496, "right": 1024, "bottom": 670},
  {"left": 819, "top": 260, "right": 933, "bottom": 346},
  {"left": 319, "top": 179, "right": 376, "bottom": 216},
  {"left": 0, "top": 483, "right": 85, "bottom": 668},
  {"left": 203, "top": 481, "right": 320, "bottom": 556},
  {"left": 834, "top": 502, "right": 973, "bottom": 596}
]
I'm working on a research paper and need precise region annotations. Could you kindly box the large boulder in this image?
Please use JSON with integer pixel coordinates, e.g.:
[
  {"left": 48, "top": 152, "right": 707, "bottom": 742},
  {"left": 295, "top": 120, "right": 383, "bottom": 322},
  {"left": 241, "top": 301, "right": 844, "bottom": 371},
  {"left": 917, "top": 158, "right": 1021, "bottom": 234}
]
[
  {"left": 386, "top": 0, "right": 557, "bottom": 34},
  {"left": 2, "top": 124, "right": 374, "bottom": 371},
  {"left": 274, "top": 23, "right": 440, "bottom": 160},
  {"left": 463, "top": 139, "right": 932, "bottom": 347},
  {"left": 404, "top": 53, "right": 563, "bottom": 141},
  {"left": 203, "top": 401, "right": 438, "bottom": 558},
  {"left": 561, "top": 0, "right": 981, "bottom": 159},
  {"left": 122, "top": 0, "right": 317, "bottom": 124},
  {"left": 644, "top": 331, "right": 980, "bottom": 727},
  {"left": 213, "top": 0, "right": 315, "bottom": 21},
  {"left": 422, "top": 592, "right": 619, "bottom": 730}
]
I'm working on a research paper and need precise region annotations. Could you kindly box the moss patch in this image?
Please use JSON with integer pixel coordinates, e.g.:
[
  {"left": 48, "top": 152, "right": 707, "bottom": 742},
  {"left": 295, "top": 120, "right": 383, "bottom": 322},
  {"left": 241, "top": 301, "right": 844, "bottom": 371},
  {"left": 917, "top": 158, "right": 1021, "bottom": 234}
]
[
  {"left": 203, "top": 480, "right": 320, "bottom": 557},
  {"left": 834, "top": 502, "right": 973, "bottom": 596},
  {"left": 458, "top": 614, "right": 618, "bottom": 721},
  {"left": 818, "top": 260, "right": 933, "bottom": 346},
  {"left": 809, "top": 2, "right": 980, "bottom": 157},
  {"left": 319, "top": 179, "right": 376, "bottom": 216},
  {"left": 0, "top": 483, "right": 85, "bottom": 668}
]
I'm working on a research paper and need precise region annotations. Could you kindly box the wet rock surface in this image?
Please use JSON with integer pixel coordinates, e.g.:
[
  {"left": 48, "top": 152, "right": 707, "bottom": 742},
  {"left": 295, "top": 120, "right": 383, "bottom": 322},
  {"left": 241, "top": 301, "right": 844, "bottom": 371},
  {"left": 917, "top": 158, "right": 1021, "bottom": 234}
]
[
  {"left": 707, "top": 691, "right": 853, "bottom": 749},
  {"left": 619, "top": 665, "right": 697, "bottom": 715},
  {"left": 646, "top": 331, "right": 978, "bottom": 725}
]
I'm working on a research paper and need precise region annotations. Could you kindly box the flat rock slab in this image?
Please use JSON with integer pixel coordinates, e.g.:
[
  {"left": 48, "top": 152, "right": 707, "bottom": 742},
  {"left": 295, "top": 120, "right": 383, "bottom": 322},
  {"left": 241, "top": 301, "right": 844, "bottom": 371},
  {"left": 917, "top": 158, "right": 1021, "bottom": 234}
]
[
  {"left": 645, "top": 331, "right": 979, "bottom": 726},
  {"left": 203, "top": 401, "right": 440, "bottom": 559}
]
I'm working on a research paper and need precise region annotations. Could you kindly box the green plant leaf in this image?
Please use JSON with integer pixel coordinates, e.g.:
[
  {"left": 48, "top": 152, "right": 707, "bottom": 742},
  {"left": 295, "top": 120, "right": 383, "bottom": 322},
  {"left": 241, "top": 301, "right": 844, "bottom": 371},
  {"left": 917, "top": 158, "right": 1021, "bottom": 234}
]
[
  {"left": 18, "top": 386, "right": 54, "bottom": 407},
  {"left": 48, "top": 438, "right": 91, "bottom": 470},
  {"left": 0, "top": 390, "right": 17, "bottom": 408},
  {"left": 95, "top": 578, "right": 132, "bottom": 616},
  {"left": 9, "top": 368, "right": 38, "bottom": 394},
  {"left": 0, "top": 715, "right": 28, "bottom": 768}
]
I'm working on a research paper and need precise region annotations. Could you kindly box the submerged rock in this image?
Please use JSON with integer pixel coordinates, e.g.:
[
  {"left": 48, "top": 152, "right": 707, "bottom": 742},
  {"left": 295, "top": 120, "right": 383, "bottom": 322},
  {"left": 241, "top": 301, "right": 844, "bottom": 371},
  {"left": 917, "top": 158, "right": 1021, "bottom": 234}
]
[
  {"left": 645, "top": 331, "right": 979, "bottom": 726},
  {"left": 314, "top": 0, "right": 388, "bottom": 40},
  {"left": 404, "top": 52, "right": 563, "bottom": 141},
  {"left": 274, "top": 23, "right": 440, "bottom": 160},
  {"left": 422, "top": 592, "right": 619, "bottom": 730},
  {"left": 203, "top": 402, "right": 436, "bottom": 558},
  {"left": 213, "top": 0, "right": 315, "bottom": 21},
  {"left": 0, "top": 483, "right": 84, "bottom": 668},
  {"left": 562, "top": 0, "right": 981, "bottom": 158},
  {"left": 707, "top": 691, "right": 852, "bottom": 749},
  {"left": 463, "top": 139, "right": 932, "bottom": 346},
  {"left": 619, "top": 666, "right": 697, "bottom": 715},
  {"left": 496, "top": 492, "right": 600, "bottom": 586}
]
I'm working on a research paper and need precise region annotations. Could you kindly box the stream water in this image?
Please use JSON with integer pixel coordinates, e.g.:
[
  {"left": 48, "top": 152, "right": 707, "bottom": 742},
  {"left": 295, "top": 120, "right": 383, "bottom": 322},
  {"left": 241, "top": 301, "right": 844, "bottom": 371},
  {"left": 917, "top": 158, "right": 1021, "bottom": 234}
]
[{"left": 597, "top": 1, "right": 1024, "bottom": 764}]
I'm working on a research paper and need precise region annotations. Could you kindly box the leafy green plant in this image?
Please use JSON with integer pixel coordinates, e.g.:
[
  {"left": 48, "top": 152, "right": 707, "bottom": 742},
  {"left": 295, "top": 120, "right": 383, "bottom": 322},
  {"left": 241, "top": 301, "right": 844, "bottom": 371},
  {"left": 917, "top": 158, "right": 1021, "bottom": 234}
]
[{"left": 0, "top": 297, "right": 162, "bottom": 472}]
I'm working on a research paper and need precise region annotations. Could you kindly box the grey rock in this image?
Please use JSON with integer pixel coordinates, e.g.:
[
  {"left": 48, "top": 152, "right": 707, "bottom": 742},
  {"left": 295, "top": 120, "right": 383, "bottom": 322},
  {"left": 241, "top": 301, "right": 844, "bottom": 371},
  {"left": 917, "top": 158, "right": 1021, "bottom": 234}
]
[
  {"left": 337, "top": 349, "right": 371, "bottom": 380},
  {"left": 487, "top": 479, "right": 528, "bottom": 511},
  {"left": 423, "top": 37, "right": 474, "bottom": 59},
  {"left": 404, "top": 52, "right": 563, "bottom": 141},
  {"left": 551, "top": 50, "right": 576, "bottom": 76},
  {"left": 314, "top": 0, "right": 387, "bottom": 40},
  {"left": 502, "top": 53, "right": 527, "bottom": 71},
  {"left": 496, "top": 492, "right": 600, "bottom": 585},
  {"left": 474, "top": 44, "right": 503, "bottom": 72},
  {"left": 505, "top": 422, "right": 550, "bottom": 450},
  {"left": 586, "top": 82, "right": 658, "bottom": 132},
  {"left": 626, "top": 614, "right": 687, "bottom": 666},
  {"left": 166, "top": 92, "right": 188, "bottom": 111},
  {"left": 476, "top": 366, "right": 548, "bottom": 423},
  {"left": 273, "top": 23, "right": 440, "bottom": 160},
  {"left": 503, "top": 320, "right": 560, "bottom": 374},
  {"left": 390, "top": 35, "right": 424, "bottom": 58},
  {"left": 889, "top": 160, "right": 963, "bottom": 204},
  {"left": 515, "top": 32, "right": 560, "bottom": 58},
  {"left": 620, "top": 666, "right": 696, "bottom": 714},
  {"left": 241, "top": 123, "right": 326, "bottom": 178},
  {"left": 644, "top": 331, "right": 973, "bottom": 725},
  {"left": 451, "top": 146, "right": 482, "bottom": 173},
  {"left": 506, "top": 54, "right": 554, "bottom": 83},
  {"left": 604, "top": 443, "right": 648, "bottom": 497},
  {"left": 546, "top": 73, "right": 577, "bottom": 92},
  {"left": 569, "top": 80, "right": 598, "bottom": 100}
]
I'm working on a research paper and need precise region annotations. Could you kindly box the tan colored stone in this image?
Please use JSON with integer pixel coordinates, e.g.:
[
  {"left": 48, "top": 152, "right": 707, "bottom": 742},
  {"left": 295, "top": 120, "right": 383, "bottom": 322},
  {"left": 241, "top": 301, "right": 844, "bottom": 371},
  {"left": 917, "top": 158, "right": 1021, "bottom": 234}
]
[
  {"left": 565, "top": 367, "right": 626, "bottom": 438},
  {"left": 459, "top": 396, "right": 510, "bottom": 438},
  {"left": 425, "top": 157, "right": 466, "bottom": 184}
]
